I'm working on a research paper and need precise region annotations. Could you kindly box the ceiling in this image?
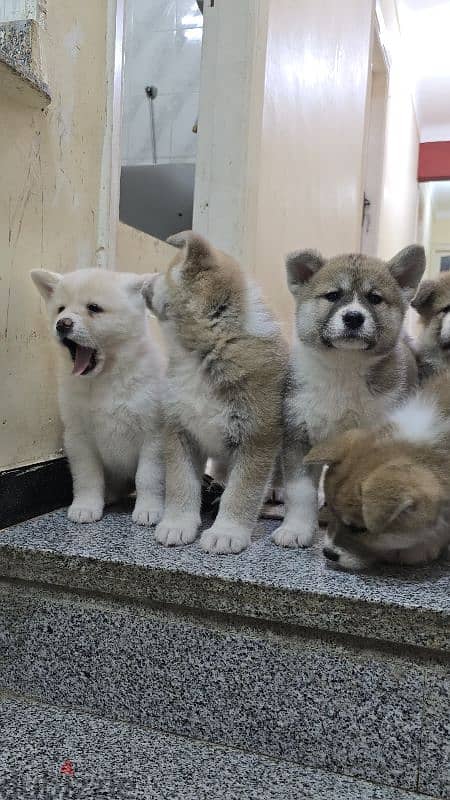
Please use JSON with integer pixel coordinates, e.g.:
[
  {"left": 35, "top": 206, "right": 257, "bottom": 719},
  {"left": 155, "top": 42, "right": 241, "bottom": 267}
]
[{"left": 397, "top": 0, "right": 450, "bottom": 142}]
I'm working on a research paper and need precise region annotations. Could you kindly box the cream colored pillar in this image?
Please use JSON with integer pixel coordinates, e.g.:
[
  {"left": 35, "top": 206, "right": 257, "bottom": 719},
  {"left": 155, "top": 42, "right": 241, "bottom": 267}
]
[{"left": 194, "top": 0, "right": 374, "bottom": 332}]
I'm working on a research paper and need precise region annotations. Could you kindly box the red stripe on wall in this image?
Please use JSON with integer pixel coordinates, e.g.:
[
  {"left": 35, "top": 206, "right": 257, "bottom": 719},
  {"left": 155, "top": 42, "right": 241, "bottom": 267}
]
[{"left": 418, "top": 141, "right": 450, "bottom": 182}]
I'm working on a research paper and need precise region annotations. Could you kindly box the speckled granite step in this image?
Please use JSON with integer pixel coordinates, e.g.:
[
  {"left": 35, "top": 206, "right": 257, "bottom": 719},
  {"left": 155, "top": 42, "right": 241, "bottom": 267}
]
[
  {"left": 0, "top": 694, "right": 436, "bottom": 800},
  {"left": 0, "top": 503, "right": 448, "bottom": 651},
  {"left": 0, "top": 578, "right": 448, "bottom": 796}
]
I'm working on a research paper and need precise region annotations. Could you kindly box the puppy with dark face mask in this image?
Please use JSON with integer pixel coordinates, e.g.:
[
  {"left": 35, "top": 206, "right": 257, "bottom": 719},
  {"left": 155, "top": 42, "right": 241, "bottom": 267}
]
[
  {"left": 304, "top": 371, "right": 450, "bottom": 570},
  {"left": 412, "top": 272, "right": 450, "bottom": 380},
  {"left": 272, "top": 246, "right": 425, "bottom": 550}
]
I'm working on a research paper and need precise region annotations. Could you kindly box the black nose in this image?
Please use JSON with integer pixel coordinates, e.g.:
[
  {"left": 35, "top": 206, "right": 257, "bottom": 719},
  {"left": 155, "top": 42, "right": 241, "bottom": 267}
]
[
  {"left": 56, "top": 317, "right": 73, "bottom": 333},
  {"left": 323, "top": 547, "right": 339, "bottom": 562},
  {"left": 343, "top": 310, "right": 364, "bottom": 330}
]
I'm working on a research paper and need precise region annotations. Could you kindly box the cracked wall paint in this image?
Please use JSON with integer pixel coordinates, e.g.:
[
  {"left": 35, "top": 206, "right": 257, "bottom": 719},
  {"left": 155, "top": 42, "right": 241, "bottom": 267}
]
[{"left": 0, "top": 0, "right": 109, "bottom": 470}]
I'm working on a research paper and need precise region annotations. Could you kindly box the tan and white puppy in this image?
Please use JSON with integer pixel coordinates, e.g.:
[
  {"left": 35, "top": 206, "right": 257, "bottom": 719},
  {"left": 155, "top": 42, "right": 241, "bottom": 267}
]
[
  {"left": 272, "top": 246, "right": 425, "bottom": 550},
  {"left": 305, "top": 372, "right": 450, "bottom": 570},
  {"left": 142, "top": 231, "right": 288, "bottom": 554},
  {"left": 412, "top": 272, "right": 450, "bottom": 380},
  {"left": 31, "top": 268, "right": 164, "bottom": 525}
]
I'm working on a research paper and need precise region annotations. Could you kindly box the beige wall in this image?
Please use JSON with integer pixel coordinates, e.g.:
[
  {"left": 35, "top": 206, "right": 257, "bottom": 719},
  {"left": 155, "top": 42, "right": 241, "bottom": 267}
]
[
  {"left": 194, "top": 0, "right": 269, "bottom": 263},
  {"left": 116, "top": 222, "right": 175, "bottom": 275},
  {"left": 0, "top": 0, "right": 110, "bottom": 471},
  {"left": 195, "top": 0, "right": 374, "bottom": 334},
  {"left": 252, "top": 0, "right": 374, "bottom": 331}
]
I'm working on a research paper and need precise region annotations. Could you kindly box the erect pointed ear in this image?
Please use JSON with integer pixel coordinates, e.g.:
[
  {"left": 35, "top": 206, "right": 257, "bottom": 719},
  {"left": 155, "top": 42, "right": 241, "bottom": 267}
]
[
  {"left": 387, "top": 245, "right": 426, "bottom": 298},
  {"left": 361, "top": 461, "right": 442, "bottom": 531},
  {"left": 304, "top": 434, "right": 347, "bottom": 467},
  {"left": 167, "top": 230, "right": 213, "bottom": 274},
  {"left": 411, "top": 279, "right": 437, "bottom": 317},
  {"left": 141, "top": 273, "right": 160, "bottom": 312},
  {"left": 285, "top": 250, "right": 324, "bottom": 296},
  {"left": 30, "top": 269, "right": 62, "bottom": 300}
]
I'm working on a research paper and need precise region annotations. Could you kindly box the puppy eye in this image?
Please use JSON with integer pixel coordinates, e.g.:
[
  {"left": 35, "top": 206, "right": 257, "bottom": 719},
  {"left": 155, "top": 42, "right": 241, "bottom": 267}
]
[
  {"left": 347, "top": 523, "right": 367, "bottom": 535},
  {"left": 87, "top": 303, "right": 104, "bottom": 313},
  {"left": 323, "top": 290, "right": 343, "bottom": 302},
  {"left": 58, "top": 306, "right": 65, "bottom": 314},
  {"left": 209, "top": 302, "right": 228, "bottom": 319},
  {"left": 440, "top": 305, "right": 450, "bottom": 315},
  {"left": 367, "top": 292, "right": 383, "bottom": 305}
]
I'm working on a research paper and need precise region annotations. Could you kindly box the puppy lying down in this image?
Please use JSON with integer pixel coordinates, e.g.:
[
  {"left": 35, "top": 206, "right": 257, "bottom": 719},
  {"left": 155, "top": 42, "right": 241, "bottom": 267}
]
[{"left": 305, "top": 372, "right": 450, "bottom": 570}]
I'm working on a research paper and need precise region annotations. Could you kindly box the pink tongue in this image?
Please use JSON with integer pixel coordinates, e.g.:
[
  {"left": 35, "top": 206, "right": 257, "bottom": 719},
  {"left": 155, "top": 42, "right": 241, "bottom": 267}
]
[{"left": 72, "top": 345, "right": 94, "bottom": 376}]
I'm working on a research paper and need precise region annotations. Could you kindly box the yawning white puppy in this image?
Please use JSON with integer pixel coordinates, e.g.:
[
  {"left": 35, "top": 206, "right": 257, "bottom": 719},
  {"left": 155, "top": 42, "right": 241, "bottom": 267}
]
[{"left": 31, "top": 267, "right": 165, "bottom": 525}]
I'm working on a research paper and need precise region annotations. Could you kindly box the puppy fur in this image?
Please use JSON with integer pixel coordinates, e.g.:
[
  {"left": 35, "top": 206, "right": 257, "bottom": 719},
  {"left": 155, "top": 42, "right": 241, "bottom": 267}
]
[
  {"left": 142, "top": 231, "right": 288, "bottom": 554},
  {"left": 412, "top": 272, "right": 450, "bottom": 380},
  {"left": 305, "top": 371, "right": 450, "bottom": 570},
  {"left": 31, "top": 268, "right": 165, "bottom": 525},
  {"left": 272, "top": 246, "right": 425, "bottom": 549}
]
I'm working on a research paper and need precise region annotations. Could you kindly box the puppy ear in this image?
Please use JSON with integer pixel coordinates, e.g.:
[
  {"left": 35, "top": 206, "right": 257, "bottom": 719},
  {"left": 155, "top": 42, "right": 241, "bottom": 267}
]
[
  {"left": 285, "top": 250, "right": 324, "bottom": 296},
  {"left": 304, "top": 435, "right": 346, "bottom": 467},
  {"left": 361, "top": 461, "right": 441, "bottom": 531},
  {"left": 304, "top": 429, "right": 364, "bottom": 467},
  {"left": 30, "top": 269, "right": 62, "bottom": 300},
  {"left": 411, "top": 279, "right": 437, "bottom": 317},
  {"left": 387, "top": 245, "right": 426, "bottom": 298},
  {"left": 167, "top": 230, "right": 213, "bottom": 274},
  {"left": 141, "top": 274, "right": 160, "bottom": 311},
  {"left": 124, "top": 273, "right": 155, "bottom": 296}
]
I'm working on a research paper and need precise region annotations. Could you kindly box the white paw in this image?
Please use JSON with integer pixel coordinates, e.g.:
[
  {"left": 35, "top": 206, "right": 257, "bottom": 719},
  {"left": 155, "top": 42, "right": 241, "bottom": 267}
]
[
  {"left": 68, "top": 501, "right": 103, "bottom": 524},
  {"left": 154, "top": 515, "right": 200, "bottom": 546},
  {"left": 132, "top": 502, "right": 163, "bottom": 527},
  {"left": 271, "top": 523, "right": 314, "bottom": 548},
  {"left": 200, "top": 521, "right": 250, "bottom": 554}
]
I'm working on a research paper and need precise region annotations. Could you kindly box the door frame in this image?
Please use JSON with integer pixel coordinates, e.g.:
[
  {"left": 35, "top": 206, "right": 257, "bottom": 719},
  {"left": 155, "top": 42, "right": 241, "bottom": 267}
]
[{"left": 97, "top": 0, "right": 126, "bottom": 270}]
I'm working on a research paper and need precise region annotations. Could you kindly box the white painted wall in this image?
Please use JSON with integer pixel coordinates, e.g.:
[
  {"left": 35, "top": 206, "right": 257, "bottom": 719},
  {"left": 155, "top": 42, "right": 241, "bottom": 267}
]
[
  {"left": 376, "top": 1, "right": 419, "bottom": 262},
  {"left": 361, "top": 64, "right": 388, "bottom": 257},
  {"left": 397, "top": 0, "right": 450, "bottom": 143},
  {"left": 417, "top": 181, "right": 433, "bottom": 270}
]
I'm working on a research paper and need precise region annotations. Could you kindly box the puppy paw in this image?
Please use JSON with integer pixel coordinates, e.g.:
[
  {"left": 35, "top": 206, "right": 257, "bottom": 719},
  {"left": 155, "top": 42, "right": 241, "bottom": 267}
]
[
  {"left": 200, "top": 521, "right": 250, "bottom": 554},
  {"left": 68, "top": 501, "right": 103, "bottom": 524},
  {"left": 132, "top": 501, "right": 163, "bottom": 527},
  {"left": 271, "top": 523, "right": 314, "bottom": 548},
  {"left": 154, "top": 515, "right": 200, "bottom": 546}
]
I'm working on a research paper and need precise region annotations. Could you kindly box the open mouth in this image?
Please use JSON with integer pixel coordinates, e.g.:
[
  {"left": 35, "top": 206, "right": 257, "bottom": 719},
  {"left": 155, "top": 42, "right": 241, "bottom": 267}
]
[
  {"left": 323, "top": 334, "right": 372, "bottom": 350},
  {"left": 440, "top": 340, "right": 450, "bottom": 351},
  {"left": 62, "top": 338, "right": 98, "bottom": 376}
]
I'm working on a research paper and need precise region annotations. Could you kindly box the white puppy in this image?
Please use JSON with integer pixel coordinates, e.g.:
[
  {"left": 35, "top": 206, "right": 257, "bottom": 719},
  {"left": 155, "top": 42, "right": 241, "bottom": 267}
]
[{"left": 31, "top": 268, "right": 164, "bottom": 525}]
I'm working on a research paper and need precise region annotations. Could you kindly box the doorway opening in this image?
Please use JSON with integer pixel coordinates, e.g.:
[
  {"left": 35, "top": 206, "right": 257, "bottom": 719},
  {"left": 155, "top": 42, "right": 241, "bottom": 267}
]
[
  {"left": 119, "top": 0, "right": 204, "bottom": 242},
  {"left": 361, "top": 30, "right": 389, "bottom": 256}
]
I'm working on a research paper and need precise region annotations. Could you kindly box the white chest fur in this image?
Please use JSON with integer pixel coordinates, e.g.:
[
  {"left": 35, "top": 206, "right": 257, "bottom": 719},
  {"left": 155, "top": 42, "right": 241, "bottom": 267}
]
[
  {"left": 291, "top": 343, "right": 401, "bottom": 444},
  {"left": 58, "top": 354, "right": 160, "bottom": 478},
  {"left": 166, "top": 345, "right": 229, "bottom": 457}
]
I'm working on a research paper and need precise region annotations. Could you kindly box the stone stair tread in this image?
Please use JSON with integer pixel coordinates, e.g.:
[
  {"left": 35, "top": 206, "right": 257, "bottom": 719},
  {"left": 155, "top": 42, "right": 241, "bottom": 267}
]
[
  {"left": 0, "top": 503, "right": 448, "bottom": 650},
  {"left": 0, "top": 695, "right": 433, "bottom": 800}
]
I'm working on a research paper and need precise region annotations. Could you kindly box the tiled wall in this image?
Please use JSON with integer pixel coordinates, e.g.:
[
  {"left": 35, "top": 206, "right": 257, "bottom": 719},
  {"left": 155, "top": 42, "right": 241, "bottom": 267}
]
[
  {"left": 0, "top": 0, "right": 37, "bottom": 23},
  {"left": 122, "top": 0, "right": 203, "bottom": 166}
]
